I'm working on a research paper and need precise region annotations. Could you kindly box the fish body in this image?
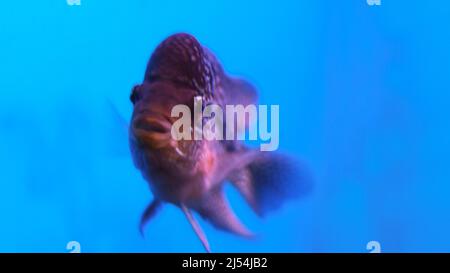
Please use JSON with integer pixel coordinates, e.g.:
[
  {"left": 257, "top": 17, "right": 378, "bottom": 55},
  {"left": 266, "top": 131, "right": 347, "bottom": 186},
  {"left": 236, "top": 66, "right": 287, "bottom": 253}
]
[{"left": 129, "top": 33, "right": 310, "bottom": 252}]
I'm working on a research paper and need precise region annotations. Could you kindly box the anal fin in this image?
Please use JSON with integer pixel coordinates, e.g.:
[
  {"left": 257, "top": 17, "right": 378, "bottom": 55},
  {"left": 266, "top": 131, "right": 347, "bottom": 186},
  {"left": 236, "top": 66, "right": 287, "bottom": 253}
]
[{"left": 195, "top": 189, "right": 254, "bottom": 238}]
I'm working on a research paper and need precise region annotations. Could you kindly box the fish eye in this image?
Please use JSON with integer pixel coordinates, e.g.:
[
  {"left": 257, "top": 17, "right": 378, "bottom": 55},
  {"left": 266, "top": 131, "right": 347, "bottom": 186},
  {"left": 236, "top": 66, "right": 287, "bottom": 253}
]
[{"left": 130, "top": 85, "right": 140, "bottom": 105}]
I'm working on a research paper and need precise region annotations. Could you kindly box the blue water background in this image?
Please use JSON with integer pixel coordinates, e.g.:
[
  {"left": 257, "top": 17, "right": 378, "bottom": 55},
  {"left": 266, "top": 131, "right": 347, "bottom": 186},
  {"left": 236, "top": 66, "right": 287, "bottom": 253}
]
[{"left": 1, "top": 1, "right": 450, "bottom": 252}]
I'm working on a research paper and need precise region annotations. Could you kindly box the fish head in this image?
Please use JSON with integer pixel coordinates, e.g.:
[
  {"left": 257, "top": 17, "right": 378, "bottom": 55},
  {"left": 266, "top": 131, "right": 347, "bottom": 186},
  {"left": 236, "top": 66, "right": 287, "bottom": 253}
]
[
  {"left": 129, "top": 33, "right": 221, "bottom": 170},
  {"left": 129, "top": 81, "right": 203, "bottom": 171}
]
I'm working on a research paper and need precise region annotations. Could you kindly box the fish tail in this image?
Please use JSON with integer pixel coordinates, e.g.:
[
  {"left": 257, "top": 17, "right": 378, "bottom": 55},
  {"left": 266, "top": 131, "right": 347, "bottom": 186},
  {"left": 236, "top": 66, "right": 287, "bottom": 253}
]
[
  {"left": 231, "top": 152, "right": 313, "bottom": 216},
  {"left": 181, "top": 204, "right": 211, "bottom": 253}
]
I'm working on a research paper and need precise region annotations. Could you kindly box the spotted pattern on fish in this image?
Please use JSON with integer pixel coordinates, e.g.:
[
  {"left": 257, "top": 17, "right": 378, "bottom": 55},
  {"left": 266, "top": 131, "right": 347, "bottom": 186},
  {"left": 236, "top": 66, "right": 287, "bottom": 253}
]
[{"left": 144, "top": 33, "right": 216, "bottom": 102}]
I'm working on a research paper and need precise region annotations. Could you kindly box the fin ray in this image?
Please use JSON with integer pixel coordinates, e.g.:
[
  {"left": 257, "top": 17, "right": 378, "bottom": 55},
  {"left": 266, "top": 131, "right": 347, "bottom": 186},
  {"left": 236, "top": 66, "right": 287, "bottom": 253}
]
[{"left": 181, "top": 204, "right": 211, "bottom": 253}]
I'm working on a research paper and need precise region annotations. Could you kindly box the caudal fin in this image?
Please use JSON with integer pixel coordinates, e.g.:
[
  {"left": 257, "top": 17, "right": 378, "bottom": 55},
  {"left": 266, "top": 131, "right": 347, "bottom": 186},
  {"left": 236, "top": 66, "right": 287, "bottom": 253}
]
[{"left": 231, "top": 152, "right": 313, "bottom": 216}]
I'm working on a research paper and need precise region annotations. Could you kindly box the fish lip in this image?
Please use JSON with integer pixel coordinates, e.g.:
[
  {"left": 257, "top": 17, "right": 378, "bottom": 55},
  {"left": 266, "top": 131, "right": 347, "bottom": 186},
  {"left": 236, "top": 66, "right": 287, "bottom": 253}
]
[
  {"left": 132, "top": 114, "right": 172, "bottom": 134},
  {"left": 139, "top": 121, "right": 168, "bottom": 134},
  {"left": 131, "top": 113, "right": 178, "bottom": 151}
]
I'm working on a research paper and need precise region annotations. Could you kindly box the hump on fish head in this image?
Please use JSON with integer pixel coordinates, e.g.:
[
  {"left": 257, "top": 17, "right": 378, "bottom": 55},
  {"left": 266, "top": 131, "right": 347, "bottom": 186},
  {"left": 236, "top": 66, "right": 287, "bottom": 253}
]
[{"left": 144, "top": 33, "right": 216, "bottom": 100}]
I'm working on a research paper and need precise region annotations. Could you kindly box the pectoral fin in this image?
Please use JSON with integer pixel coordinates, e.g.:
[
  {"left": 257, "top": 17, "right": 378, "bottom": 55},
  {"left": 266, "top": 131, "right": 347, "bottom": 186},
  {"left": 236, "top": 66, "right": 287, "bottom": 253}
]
[{"left": 140, "top": 199, "right": 162, "bottom": 236}]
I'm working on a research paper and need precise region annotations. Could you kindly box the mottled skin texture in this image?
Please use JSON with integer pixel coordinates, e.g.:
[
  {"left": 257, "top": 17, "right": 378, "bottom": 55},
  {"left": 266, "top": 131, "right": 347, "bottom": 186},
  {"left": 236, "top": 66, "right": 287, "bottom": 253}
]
[{"left": 129, "top": 33, "right": 308, "bottom": 252}]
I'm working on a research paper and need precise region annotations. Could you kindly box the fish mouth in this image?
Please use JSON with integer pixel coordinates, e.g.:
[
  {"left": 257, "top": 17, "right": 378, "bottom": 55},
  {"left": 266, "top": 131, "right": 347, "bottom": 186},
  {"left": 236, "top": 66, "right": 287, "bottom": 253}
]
[
  {"left": 131, "top": 114, "right": 187, "bottom": 158},
  {"left": 132, "top": 114, "right": 172, "bottom": 147},
  {"left": 134, "top": 116, "right": 170, "bottom": 134}
]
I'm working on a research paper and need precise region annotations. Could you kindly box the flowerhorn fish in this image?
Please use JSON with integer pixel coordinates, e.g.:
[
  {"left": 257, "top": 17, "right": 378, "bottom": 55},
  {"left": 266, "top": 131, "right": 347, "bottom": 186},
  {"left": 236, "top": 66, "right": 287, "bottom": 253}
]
[{"left": 129, "top": 33, "right": 311, "bottom": 252}]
